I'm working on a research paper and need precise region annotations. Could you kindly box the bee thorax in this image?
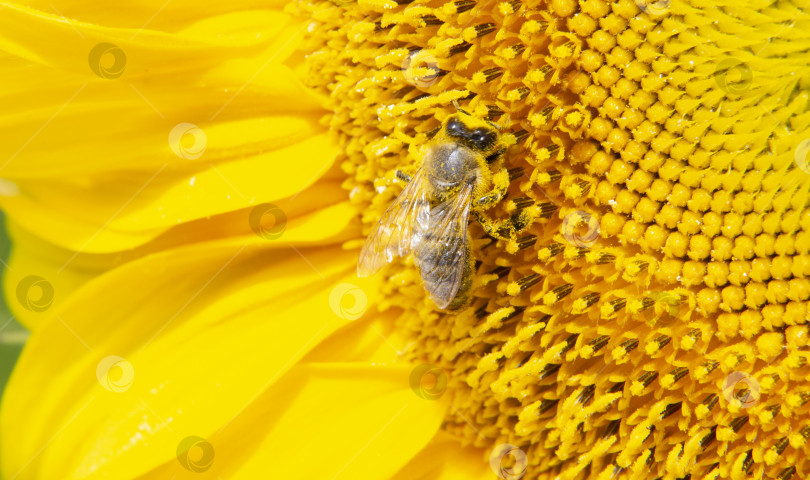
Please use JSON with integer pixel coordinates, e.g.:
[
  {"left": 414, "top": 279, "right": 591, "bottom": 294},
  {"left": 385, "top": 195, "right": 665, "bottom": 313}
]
[{"left": 424, "top": 144, "right": 480, "bottom": 199}]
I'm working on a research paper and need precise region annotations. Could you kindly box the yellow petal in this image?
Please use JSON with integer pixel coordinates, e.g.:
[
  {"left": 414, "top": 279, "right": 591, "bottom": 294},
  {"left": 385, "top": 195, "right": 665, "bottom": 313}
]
[
  {"left": 1, "top": 237, "right": 377, "bottom": 479},
  {"left": 0, "top": 4, "right": 292, "bottom": 79},
  {"left": 0, "top": 3, "right": 338, "bottom": 252},
  {"left": 0, "top": 4, "right": 323, "bottom": 176},
  {"left": 137, "top": 363, "right": 447, "bottom": 479},
  {"left": 302, "top": 307, "right": 407, "bottom": 363},
  {"left": 16, "top": 0, "right": 292, "bottom": 31},
  {"left": 392, "top": 432, "right": 495, "bottom": 480},
  {"left": 4, "top": 179, "right": 356, "bottom": 330},
  {"left": 0, "top": 131, "right": 338, "bottom": 253}
]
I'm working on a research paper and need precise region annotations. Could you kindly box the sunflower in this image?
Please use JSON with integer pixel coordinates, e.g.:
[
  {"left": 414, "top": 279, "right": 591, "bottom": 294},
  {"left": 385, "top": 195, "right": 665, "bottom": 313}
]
[{"left": 2, "top": 0, "right": 810, "bottom": 478}]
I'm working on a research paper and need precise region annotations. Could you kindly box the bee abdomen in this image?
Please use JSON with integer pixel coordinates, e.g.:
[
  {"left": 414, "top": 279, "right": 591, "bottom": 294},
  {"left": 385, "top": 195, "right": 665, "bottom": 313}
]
[{"left": 415, "top": 233, "right": 474, "bottom": 310}]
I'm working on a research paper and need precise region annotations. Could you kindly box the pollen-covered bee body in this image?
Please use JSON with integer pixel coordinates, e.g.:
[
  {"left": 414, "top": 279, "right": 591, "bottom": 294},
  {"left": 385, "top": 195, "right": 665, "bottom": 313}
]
[
  {"left": 358, "top": 110, "right": 512, "bottom": 310},
  {"left": 412, "top": 182, "right": 476, "bottom": 311},
  {"left": 421, "top": 143, "right": 484, "bottom": 202},
  {"left": 420, "top": 115, "right": 500, "bottom": 203}
]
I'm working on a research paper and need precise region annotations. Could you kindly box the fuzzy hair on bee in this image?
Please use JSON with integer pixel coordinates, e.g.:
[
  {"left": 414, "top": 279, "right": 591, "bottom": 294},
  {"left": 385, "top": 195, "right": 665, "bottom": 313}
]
[{"left": 357, "top": 107, "right": 521, "bottom": 310}]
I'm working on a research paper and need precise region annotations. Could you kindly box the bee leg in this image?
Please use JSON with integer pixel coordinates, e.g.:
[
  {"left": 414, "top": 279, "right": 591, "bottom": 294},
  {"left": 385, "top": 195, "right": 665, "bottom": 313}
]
[
  {"left": 484, "top": 147, "right": 507, "bottom": 165},
  {"left": 503, "top": 195, "right": 542, "bottom": 234},
  {"left": 395, "top": 170, "right": 412, "bottom": 183},
  {"left": 473, "top": 167, "right": 542, "bottom": 242},
  {"left": 473, "top": 168, "right": 510, "bottom": 209},
  {"left": 472, "top": 211, "right": 513, "bottom": 241},
  {"left": 474, "top": 202, "right": 540, "bottom": 243}
]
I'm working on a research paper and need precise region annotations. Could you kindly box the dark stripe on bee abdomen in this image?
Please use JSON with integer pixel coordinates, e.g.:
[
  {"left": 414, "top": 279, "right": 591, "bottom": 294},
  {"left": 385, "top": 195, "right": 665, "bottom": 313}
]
[{"left": 415, "top": 234, "right": 474, "bottom": 310}]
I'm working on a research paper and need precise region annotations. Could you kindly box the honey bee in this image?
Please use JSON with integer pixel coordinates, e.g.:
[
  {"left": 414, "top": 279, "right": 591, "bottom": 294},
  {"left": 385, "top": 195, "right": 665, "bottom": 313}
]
[{"left": 357, "top": 108, "right": 516, "bottom": 310}]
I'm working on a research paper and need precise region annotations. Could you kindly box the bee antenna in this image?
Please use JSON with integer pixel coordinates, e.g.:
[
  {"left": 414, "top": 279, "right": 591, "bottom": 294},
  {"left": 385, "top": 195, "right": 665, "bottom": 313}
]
[{"left": 451, "top": 100, "right": 471, "bottom": 116}]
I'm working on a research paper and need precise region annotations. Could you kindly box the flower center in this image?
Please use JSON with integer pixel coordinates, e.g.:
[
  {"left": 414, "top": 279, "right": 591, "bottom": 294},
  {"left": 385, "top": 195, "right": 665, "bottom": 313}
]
[{"left": 294, "top": 0, "right": 810, "bottom": 477}]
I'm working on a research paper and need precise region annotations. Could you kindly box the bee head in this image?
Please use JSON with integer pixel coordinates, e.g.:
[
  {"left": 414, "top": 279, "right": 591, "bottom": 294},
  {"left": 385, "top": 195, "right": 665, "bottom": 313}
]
[{"left": 442, "top": 112, "right": 500, "bottom": 154}]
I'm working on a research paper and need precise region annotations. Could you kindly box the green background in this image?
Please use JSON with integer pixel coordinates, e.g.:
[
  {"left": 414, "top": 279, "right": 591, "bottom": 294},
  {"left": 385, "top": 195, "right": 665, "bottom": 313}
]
[{"left": 0, "top": 212, "right": 28, "bottom": 397}]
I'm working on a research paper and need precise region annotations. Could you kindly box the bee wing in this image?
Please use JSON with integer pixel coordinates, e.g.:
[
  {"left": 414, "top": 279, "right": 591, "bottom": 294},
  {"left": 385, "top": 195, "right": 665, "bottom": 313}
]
[
  {"left": 414, "top": 184, "right": 473, "bottom": 309},
  {"left": 357, "top": 168, "right": 430, "bottom": 277}
]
